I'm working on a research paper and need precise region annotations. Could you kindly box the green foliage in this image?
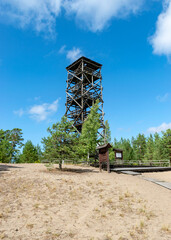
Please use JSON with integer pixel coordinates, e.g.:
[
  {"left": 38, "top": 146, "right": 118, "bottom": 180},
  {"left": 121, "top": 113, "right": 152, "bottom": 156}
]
[
  {"left": 111, "top": 130, "right": 171, "bottom": 161},
  {"left": 41, "top": 102, "right": 101, "bottom": 166},
  {"left": 153, "top": 133, "right": 162, "bottom": 160},
  {"left": 132, "top": 134, "right": 146, "bottom": 160},
  {"left": 79, "top": 101, "right": 101, "bottom": 158},
  {"left": 109, "top": 143, "right": 115, "bottom": 160},
  {"left": 113, "top": 138, "right": 134, "bottom": 160},
  {"left": 105, "top": 120, "right": 111, "bottom": 143},
  {"left": 42, "top": 116, "right": 78, "bottom": 169},
  {"left": 0, "top": 128, "right": 24, "bottom": 163},
  {"left": 122, "top": 139, "right": 134, "bottom": 160},
  {"left": 9, "top": 128, "right": 24, "bottom": 162},
  {"left": 144, "top": 134, "right": 154, "bottom": 160},
  {"left": 18, "top": 140, "right": 39, "bottom": 163},
  {"left": 161, "top": 129, "right": 171, "bottom": 161},
  {"left": 35, "top": 144, "right": 43, "bottom": 162},
  {"left": 0, "top": 138, "right": 11, "bottom": 163}
]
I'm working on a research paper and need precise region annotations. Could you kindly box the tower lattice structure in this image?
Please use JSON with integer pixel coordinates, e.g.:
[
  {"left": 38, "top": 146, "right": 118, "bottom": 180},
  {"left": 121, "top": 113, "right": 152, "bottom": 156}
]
[{"left": 65, "top": 56, "right": 105, "bottom": 139}]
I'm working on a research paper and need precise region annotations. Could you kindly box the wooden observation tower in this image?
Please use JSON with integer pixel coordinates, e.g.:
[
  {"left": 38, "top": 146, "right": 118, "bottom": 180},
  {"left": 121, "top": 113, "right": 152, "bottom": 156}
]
[{"left": 65, "top": 56, "right": 105, "bottom": 139}]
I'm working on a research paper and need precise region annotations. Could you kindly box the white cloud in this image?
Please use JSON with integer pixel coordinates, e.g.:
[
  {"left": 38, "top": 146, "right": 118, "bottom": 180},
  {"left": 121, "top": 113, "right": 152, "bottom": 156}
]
[
  {"left": 59, "top": 45, "right": 66, "bottom": 54},
  {"left": 150, "top": 0, "right": 171, "bottom": 56},
  {"left": 28, "top": 99, "right": 59, "bottom": 121},
  {"left": 66, "top": 47, "right": 82, "bottom": 62},
  {"left": 0, "top": 0, "right": 144, "bottom": 35},
  {"left": 64, "top": 0, "right": 144, "bottom": 31},
  {"left": 156, "top": 93, "right": 169, "bottom": 102},
  {"left": 59, "top": 45, "right": 82, "bottom": 62},
  {"left": 14, "top": 99, "right": 59, "bottom": 121},
  {"left": 147, "top": 122, "right": 171, "bottom": 133},
  {"left": 0, "top": 0, "right": 62, "bottom": 35},
  {"left": 13, "top": 108, "right": 24, "bottom": 117}
]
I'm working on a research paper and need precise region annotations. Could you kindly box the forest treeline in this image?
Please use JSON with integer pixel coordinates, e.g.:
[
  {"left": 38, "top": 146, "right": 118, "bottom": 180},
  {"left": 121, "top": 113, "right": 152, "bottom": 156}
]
[
  {"left": 0, "top": 128, "right": 23, "bottom": 163},
  {"left": 109, "top": 131, "right": 171, "bottom": 161},
  {"left": 0, "top": 102, "right": 171, "bottom": 165},
  {"left": 0, "top": 129, "right": 42, "bottom": 163}
]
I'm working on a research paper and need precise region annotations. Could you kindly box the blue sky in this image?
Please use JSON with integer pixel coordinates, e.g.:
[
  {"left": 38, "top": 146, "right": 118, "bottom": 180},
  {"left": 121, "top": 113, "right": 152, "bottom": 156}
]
[{"left": 0, "top": 0, "right": 171, "bottom": 146}]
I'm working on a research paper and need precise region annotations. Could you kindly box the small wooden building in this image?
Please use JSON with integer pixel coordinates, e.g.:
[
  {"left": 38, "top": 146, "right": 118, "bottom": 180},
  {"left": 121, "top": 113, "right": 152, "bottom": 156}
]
[
  {"left": 96, "top": 143, "right": 112, "bottom": 173},
  {"left": 113, "top": 148, "right": 123, "bottom": 164}
]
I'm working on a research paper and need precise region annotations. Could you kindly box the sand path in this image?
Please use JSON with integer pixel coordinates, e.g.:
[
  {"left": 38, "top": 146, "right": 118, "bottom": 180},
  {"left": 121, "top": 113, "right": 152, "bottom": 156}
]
[{"left": 0, "top": 164, "right": 171, "bottom": 240}]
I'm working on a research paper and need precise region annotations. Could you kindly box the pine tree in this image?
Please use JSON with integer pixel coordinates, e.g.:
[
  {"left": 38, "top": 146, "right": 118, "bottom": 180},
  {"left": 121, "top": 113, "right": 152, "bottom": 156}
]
[
  {"left": 104, "top": 120, "right": 111, "bottom": 143},
  {"left": 0, "top": 129, "right": 23, "bottom": 163},
  {"left": 113, "top": 138, "right": 134, "bottom": 160},
  {"left": 133, "top": 134, "right": 146, "bottom": 160},
  {"left": 131, "top": 137, "right": 137, "bottom": 160},
  {"left": 161, "top": 129, "right": 171, "bottom": 162},
  {"left": 153, "top": 133, "right": 162, "bottom": 160},
  {"left": 42, "top": 116, "right": 78, "bottom": 169},
  {"left": 9, "top": 128, "right": 24, "bottom": 162},
  {"left": 0, "top": 129, "right": 12, "bottom": 163},
  {"left": 121, "top": 139, "right": 134, "bottom": 160},
  {"left": 19, "top": 140, "right": 38, "bottom": 163},
  {"left": 144, "top": 134, "right": 154, "bottom": 160},
  {"left": 80, "top": 101, "right": 101, "bottom": 159},
  {"left": 113, "top": 138, "right": 119, "bottom": 148},
  {"left": 109, "top": 142, "right": 115, "bottom": 160},
  {"left": 35, "top": 144, "right": 43, "bottom": 162}
]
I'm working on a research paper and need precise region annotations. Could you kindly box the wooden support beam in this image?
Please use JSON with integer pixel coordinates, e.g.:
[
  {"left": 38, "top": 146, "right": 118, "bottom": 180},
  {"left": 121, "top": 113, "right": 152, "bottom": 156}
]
[{"left": 65, "top": 57, "right": 105, "bottom": 138}]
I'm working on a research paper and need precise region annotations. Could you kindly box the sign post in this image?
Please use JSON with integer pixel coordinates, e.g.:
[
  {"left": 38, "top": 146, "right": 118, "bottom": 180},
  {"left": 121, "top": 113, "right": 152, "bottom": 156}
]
[{"left": 113, "top": 148, "right": 123, "bottom": 164}]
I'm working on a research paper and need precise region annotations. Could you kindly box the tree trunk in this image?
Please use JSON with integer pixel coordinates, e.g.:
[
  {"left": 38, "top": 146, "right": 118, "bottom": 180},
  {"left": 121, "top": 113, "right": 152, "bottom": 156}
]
[
  {"left": 87, "top": 152, "right": 89, "bottom": 164},
  {"left": 59, "top": 160, "right": 62, "bottom": 170}
]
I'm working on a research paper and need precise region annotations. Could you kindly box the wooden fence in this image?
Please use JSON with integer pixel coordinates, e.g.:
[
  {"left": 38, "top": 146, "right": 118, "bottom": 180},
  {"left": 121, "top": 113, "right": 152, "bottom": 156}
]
[
  {"left": 109, "top": 159, "right": 170, "bottom": 167},
  {"left": 41, "top": 158, "right": 170, "bottom": 167}
]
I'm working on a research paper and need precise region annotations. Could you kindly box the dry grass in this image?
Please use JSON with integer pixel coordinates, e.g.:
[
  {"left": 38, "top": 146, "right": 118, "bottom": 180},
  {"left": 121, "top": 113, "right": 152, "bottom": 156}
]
[
  {"left": 0, "top": 163, "right": 170, "bottom": 240},
  {"left": 161, "top": 225, "right": 171, "bottom": 233}
]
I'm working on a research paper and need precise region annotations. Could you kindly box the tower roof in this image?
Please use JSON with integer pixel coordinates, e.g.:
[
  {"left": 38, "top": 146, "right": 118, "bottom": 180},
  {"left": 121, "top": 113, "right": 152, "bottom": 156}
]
[{"left": 66, "top": 56, "right": 102, "bottom": 71}]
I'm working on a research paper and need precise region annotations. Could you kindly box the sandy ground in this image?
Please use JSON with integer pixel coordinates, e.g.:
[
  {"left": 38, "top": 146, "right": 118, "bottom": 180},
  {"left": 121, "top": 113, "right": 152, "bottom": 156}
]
[
  {"left": 0, "top": 164, "right": 171, "bottom": 240},
  {"left": 142, "top": 172, "right": 171, "bottom": 183}
]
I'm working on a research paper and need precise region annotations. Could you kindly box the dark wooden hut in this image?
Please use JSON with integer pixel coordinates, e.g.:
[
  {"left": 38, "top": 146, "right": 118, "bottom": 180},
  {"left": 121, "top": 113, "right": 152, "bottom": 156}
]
[{"left": 97, "top": 143, "right": 112, "bottom": 173}]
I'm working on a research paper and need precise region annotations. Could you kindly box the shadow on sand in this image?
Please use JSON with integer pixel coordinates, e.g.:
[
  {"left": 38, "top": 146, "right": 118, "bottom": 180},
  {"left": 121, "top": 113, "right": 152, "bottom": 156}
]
[
  {"left": 0, "top": 164, "right": 22, "bottom": 174},
  {"left": 61, "top": 167, "right": 98, "bottom": 174},
  {"left": 45, "top": 167, "right": 99, "bottom": 175}
]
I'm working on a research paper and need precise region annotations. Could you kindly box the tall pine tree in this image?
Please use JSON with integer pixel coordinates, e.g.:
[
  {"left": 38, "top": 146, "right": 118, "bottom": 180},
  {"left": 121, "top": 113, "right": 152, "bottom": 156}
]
[
  {"left": 104, "top": 120, "right": 111, "bottom": 143},
  {"left": 42, "top": 116, "right": 78, "bottom": 169},
  {"left": 131, "top": 134, "right": 146, "bottom": 160},
  {"left": 161, "top": 129, "right": 171, "bottom": 162},
  {"left": 153, "top": 133, "right": 162, "bottom": 160},
  {"left": 19, "top": 140, "right": 38, "bottom": 163},
  {"left": 144, "top": 134, "right": 154, "bottom": 160},
  {"left": 0, "top": 128, "right": 24, "bottom": 163},
  {"left": 79, "top": 101, "right": 101, "bottom": 159}
]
